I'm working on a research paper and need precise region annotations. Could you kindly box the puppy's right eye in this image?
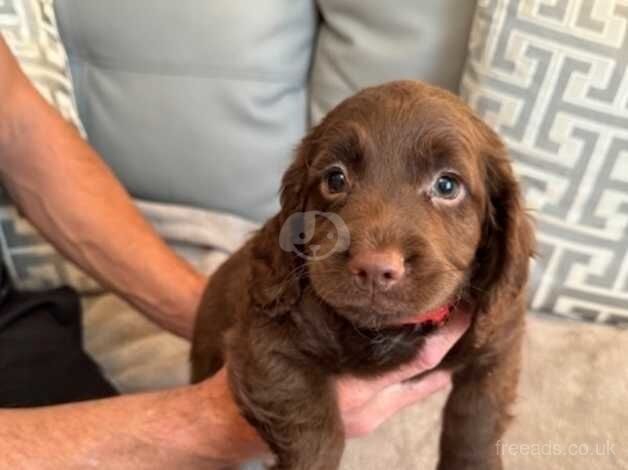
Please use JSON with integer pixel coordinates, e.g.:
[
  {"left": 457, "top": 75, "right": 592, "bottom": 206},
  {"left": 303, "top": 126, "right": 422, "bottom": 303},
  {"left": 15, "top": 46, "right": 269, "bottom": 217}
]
[
  {"left": 430, "top": 173, "right": 464, "bottom": 202},
  {"left": 324, "top": 167, "right": 348, "bottom": 194},
  {"left": 433, "top": 175, "right": 460, "bottom": 199}
]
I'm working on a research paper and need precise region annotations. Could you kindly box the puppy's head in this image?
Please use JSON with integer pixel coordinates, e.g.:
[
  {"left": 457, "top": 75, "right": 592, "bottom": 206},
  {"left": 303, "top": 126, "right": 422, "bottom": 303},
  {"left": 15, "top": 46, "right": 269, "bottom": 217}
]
[{"left": 255, "top": 81, "right": 533, "bottom": 328}]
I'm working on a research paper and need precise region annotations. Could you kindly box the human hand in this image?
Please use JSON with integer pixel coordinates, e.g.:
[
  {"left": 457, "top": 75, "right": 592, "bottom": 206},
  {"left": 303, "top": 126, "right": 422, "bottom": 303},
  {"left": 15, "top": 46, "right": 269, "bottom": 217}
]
[{"left": 337, "top": 308, "right": 471, "bottom": 437}]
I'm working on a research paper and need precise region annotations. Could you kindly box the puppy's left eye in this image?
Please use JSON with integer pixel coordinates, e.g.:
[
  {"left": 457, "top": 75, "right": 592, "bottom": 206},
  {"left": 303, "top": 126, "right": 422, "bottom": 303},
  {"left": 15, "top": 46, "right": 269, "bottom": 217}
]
[
  {"left": 324, "top": 167, "right": 348, "bottom": 194},
  {"left": 431, "top": 174, "right": 462, "bottom": 200}
]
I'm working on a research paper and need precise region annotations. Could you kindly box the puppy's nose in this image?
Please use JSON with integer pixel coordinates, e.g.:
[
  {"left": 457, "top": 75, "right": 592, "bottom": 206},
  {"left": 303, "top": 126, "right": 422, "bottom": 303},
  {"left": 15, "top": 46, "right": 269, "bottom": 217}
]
[{"left": 348, "top": 249, "right": 405, "bottom": 290}]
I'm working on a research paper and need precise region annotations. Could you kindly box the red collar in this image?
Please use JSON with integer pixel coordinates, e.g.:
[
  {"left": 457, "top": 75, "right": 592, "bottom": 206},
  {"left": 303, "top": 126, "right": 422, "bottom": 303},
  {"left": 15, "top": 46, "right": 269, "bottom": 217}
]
[{"left": 400, "top": 304, "right": 452, "bottom": 327}]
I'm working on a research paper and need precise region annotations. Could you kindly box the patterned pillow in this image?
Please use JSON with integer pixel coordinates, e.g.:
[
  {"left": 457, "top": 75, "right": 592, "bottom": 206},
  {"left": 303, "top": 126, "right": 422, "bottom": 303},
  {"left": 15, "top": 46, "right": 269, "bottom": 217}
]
[
  {"left": 462, "top": 0, "right": 628, "bottom": 324},
  {"left": 0, "top": 0, "right": 99, "bottom": 292}
]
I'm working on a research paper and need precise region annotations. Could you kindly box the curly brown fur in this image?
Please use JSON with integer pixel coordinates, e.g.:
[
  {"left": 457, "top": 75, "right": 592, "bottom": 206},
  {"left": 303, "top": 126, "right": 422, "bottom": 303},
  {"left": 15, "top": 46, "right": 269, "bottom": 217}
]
[{"left": 192, "top": 80, "right": 535, "bottom": 470}]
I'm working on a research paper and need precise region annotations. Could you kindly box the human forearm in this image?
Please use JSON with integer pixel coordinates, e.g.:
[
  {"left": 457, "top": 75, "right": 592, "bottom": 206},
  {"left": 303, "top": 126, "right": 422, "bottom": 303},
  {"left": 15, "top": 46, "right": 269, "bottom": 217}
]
[
  {"left": 0, "top": 376, "right": 264, "bottom": 470},
  {"left": 0, "top": 40, "right": 204, "bottom": 337}
]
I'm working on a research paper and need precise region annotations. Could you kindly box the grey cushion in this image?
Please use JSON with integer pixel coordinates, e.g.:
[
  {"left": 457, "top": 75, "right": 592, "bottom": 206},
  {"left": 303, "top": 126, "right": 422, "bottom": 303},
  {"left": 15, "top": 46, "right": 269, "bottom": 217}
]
[
  {"left": 461, "top": 0, "right": 628, "bottom": 324},
  {"left": 0, "top": 0, "right": 98, "bottom": 292},
  {"left": 55, "top": 0, "right": 318, "bottom": 222},
  {"left": 310, "top": 0, "right": 477, "bottom": 123}
]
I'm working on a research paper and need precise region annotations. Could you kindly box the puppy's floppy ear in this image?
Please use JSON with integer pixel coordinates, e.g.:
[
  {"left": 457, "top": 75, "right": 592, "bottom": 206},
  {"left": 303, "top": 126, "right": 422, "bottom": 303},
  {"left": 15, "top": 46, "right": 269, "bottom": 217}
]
[
  {"left": 471, "top": 119, "right": 535, "bottom": 312},
  {"left": 249, "top": 131, "right": 319, "bottom": 317}
]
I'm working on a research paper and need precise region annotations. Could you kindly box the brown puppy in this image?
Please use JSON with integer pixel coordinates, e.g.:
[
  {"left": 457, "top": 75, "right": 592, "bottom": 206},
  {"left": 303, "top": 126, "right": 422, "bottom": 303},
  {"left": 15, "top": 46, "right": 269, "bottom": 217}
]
[{"left": 192, "top": 80, "right": 534, "bottom": 470}]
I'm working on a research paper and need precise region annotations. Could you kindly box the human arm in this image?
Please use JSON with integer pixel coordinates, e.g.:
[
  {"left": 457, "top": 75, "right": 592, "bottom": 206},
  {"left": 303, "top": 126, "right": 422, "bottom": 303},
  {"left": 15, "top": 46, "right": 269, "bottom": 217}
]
[
  {"left": 0, "top": 37, "right": 204, "bottom": 338},
  {"left": 0, "top": 376, "right": 257, "bottom": 470}
]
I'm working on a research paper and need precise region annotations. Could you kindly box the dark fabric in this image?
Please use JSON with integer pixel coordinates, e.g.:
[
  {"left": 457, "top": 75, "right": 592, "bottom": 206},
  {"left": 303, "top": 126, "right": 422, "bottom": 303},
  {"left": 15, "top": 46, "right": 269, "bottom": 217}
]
[
  {"left": 0, "top": 284, "right": 118, "bottom": 407},
  {"left": 0, "top": 263, "right": 9, "bottom": 307}
]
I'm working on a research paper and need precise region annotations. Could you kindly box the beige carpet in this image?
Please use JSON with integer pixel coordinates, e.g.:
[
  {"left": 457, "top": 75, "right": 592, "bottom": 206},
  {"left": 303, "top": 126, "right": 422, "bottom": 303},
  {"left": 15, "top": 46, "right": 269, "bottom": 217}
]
[{"left": 84, "top": 295, "right": 628, "bottom": 469}]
